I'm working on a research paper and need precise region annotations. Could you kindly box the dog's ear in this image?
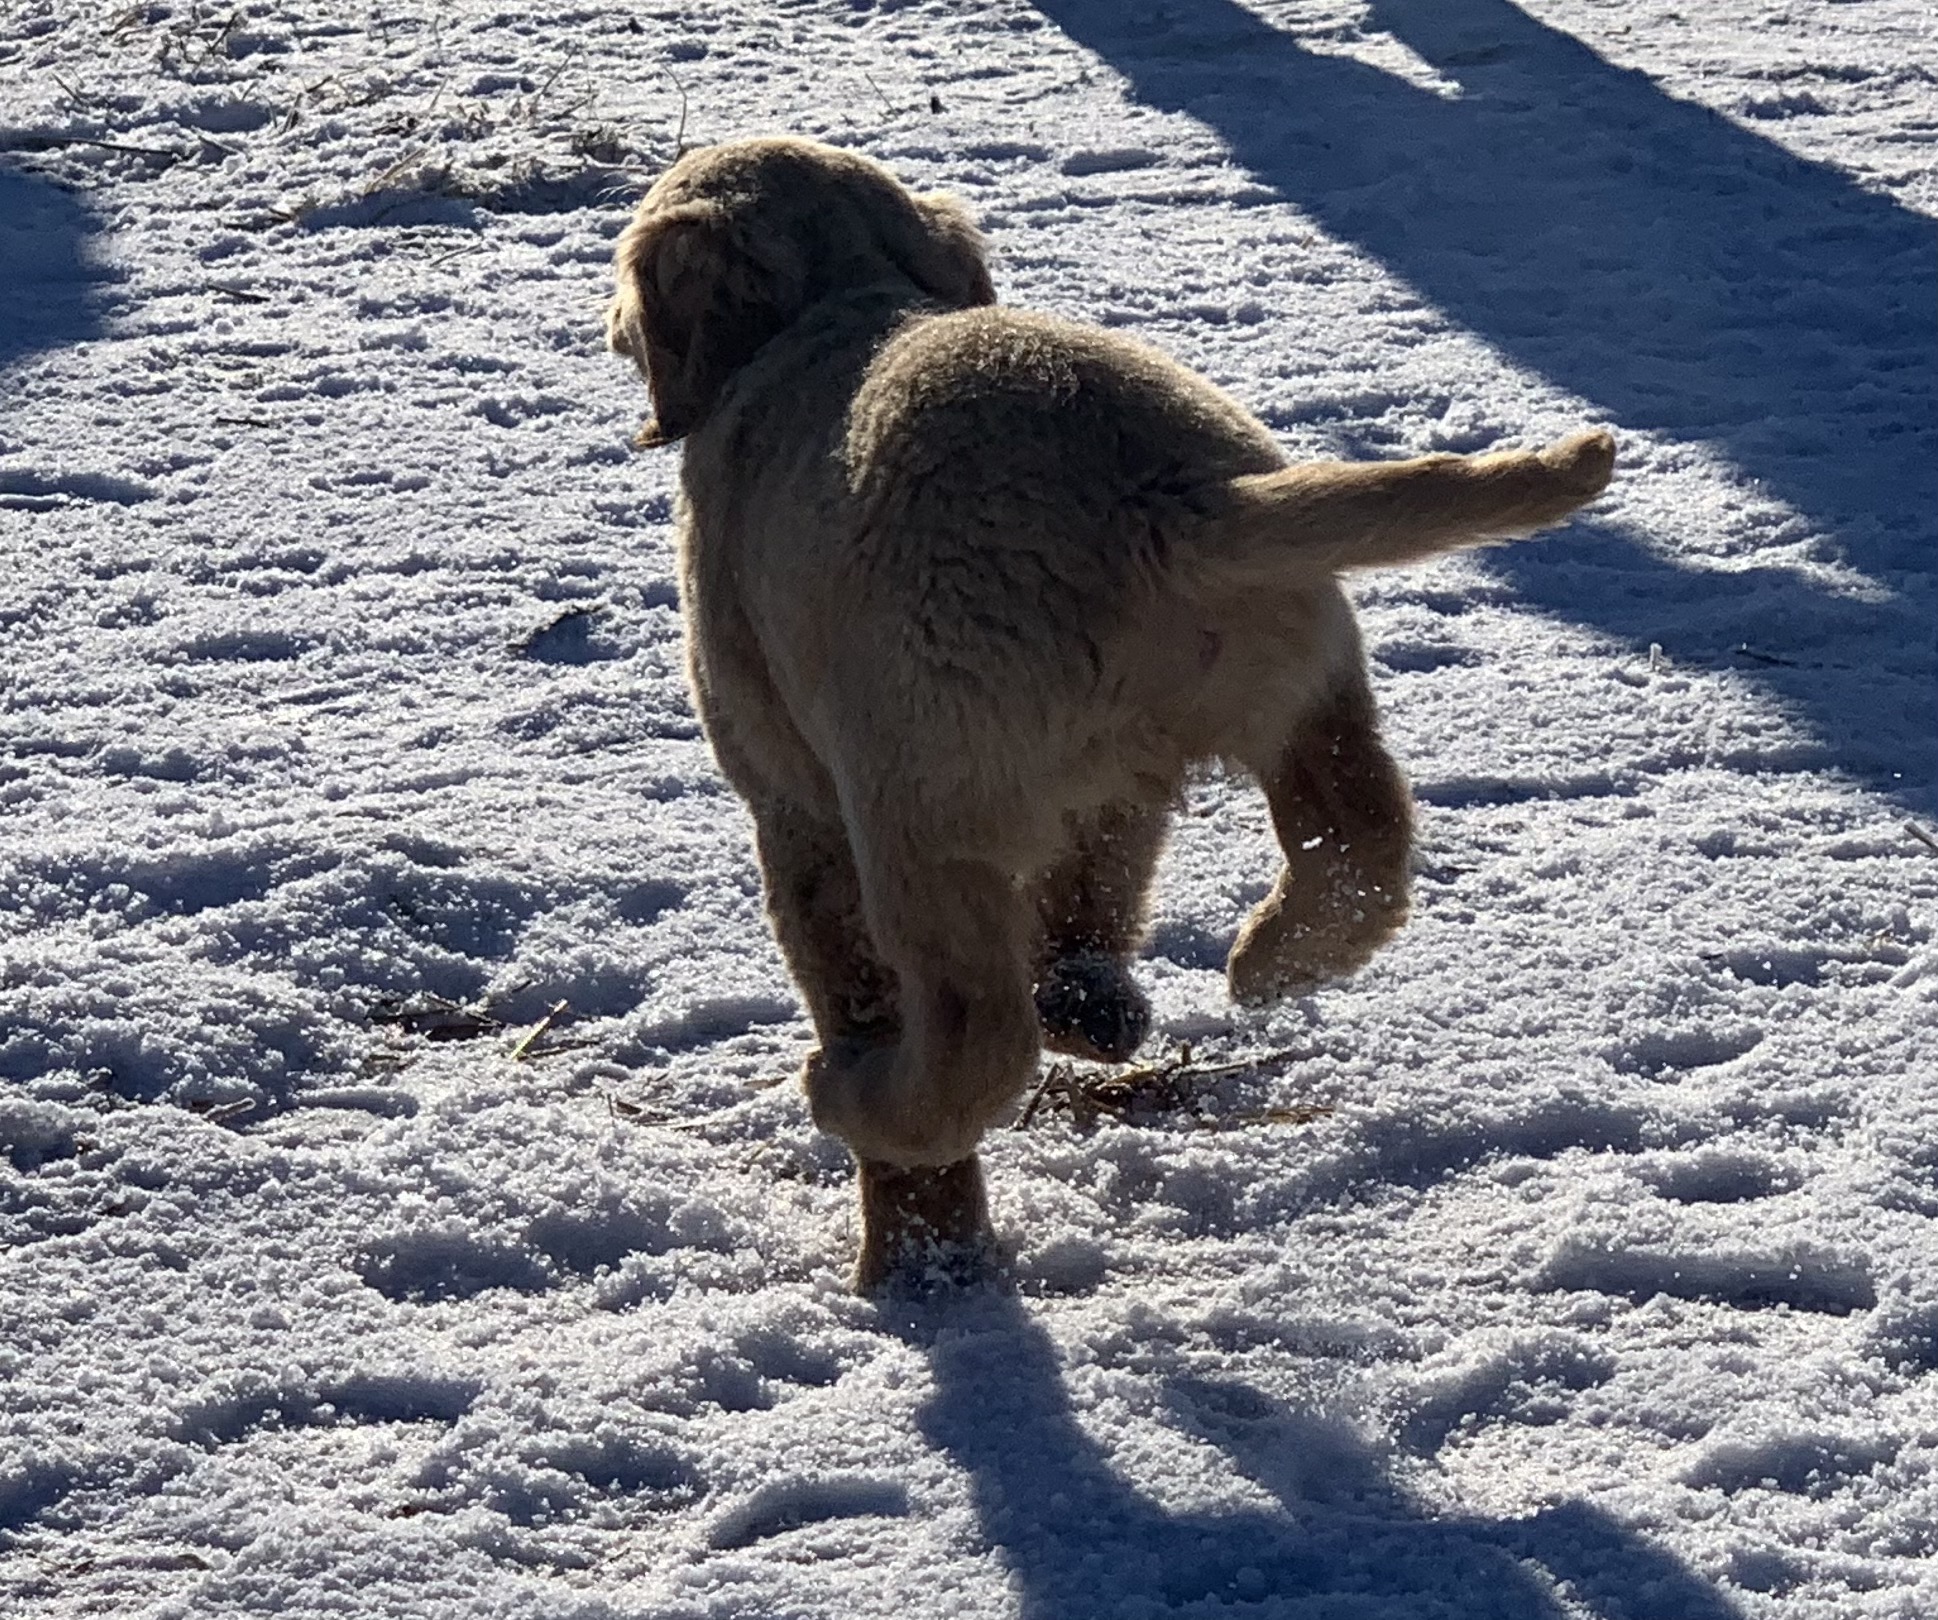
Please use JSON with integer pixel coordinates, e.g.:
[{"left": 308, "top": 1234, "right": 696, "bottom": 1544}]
[
  {"left": 881, "top": 191, "right": 997, "bottom": 310},
  {"left": 608, "top": 201, "right": 808, "bottom": 447}
]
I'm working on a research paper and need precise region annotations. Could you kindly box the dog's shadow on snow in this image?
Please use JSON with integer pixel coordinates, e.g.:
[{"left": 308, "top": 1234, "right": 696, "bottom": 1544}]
[
  {"left": 896, "top": 1288, "right": 1743, "bottom": 1620},
  {"left": 0, "top": 165, "right": 106, "bottom": 372},
  {"left": 1032, "top": 0, "right": 1938, "bottom": 810}
]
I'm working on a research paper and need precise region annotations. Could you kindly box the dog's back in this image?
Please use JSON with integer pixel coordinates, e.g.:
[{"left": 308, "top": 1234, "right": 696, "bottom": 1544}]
[{"left": 693, "top": 290, "right": 1609, "bottom": 834}]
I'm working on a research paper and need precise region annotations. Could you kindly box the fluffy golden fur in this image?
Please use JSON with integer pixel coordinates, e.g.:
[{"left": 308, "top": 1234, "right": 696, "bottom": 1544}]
[{"left": 608, "top": 138, "right": 1614, "bottom": 1218}]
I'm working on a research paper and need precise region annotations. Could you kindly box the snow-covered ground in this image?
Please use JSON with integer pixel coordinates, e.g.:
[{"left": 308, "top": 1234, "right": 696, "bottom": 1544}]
[{"left": 3, "top": 1, "right": 1935, "bottom": 1614}]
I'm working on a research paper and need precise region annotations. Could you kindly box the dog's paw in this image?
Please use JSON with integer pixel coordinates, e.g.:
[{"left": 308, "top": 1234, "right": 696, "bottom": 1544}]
[
  {"left": 1226, "top": 877, "right": 1406, "bottom": 1006},
  {"left": 852, "top": 1155, "right": 1000, "bottom": 1295},
  {"left": 1226, "top": 941, "right": 1336, "bottom": 1007},
  {"left": 1035, "top": 951, "right": 1151, "bottom": 1064}
]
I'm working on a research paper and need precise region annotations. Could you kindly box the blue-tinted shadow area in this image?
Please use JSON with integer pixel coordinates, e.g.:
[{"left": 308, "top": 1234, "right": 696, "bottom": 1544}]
[
  {"left": 901, "top": 1290, "right": 1743, "bottom": 1619},
  {"left": 1032, "top": 0, "right": 1938, "bottom": 806},
  {"left": 0, "top": 165, "right": 106, "bottom": 370}
]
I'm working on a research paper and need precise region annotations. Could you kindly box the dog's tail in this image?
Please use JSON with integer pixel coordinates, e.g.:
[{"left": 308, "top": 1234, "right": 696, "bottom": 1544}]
[{"left": 1187, "top": 430, "right": 1615, "bottom": 586}]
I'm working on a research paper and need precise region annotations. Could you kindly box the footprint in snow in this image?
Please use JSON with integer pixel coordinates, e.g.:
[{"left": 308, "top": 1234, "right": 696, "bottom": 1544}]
[{"left": 705, "top": 1474, "right": 910, "bottom": 1550}]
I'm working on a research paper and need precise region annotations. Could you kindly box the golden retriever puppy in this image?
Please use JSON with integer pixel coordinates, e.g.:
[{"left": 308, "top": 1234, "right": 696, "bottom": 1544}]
[{"left": 607, "top": 137, "right": 1614, "bottom": 1289}]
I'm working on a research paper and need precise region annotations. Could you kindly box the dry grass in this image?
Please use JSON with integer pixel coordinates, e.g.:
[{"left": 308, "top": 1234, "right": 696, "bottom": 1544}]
[{"left": 1016, "top": 1042, "right": 1332, "bottom": 1133}]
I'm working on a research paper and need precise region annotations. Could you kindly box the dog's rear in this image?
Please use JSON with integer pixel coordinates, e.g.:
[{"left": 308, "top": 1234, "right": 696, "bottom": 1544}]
[{"left": 833, "top": 303, "right": 1613, "bottom": 805}]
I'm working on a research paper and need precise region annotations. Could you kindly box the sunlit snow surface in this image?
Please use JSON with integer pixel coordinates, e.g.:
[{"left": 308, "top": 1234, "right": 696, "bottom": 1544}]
[{"left": 2, "top": 2, "right": 1935, "bottom": 1615}]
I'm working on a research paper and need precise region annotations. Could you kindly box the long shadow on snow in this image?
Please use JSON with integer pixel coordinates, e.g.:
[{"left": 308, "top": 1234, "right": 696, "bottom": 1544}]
[
  {"left": 902, "top": 1288, "right": 1742, "bottom": 1619},
  {"left": 1032, "top": 0, "right": 1938, "bottom": 807},
  {"left": 1490, "top": 515, "right": 1932, "bottom": 801},
  {"left": 0, "top": 165, "right": 105, "bottom": 370}
]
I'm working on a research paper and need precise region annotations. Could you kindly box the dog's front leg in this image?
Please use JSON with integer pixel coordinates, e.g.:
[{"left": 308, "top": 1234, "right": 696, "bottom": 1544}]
[{"left": 1032, "top": 800, "right": 1167, "bottom": 1063}]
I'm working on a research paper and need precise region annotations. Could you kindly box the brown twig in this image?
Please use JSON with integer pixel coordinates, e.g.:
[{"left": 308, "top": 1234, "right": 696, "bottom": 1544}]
[
  {"left": 601, "top": 1090, "right": 730, "bottom": 1133},
  {"left": 368, "top": 993, "right": 503, "bottom": 1042},
  {"left": 1016, "top": 1063, "right": 1067, "bottom": 1129},
  {"left": 2, "top": 132, "right": 186, "bottom": 162},
  {"left": 531, "top": 47, "right": 580, "bottom": 106},
  {"left": 659, "top": 65, "right": 690, "bottom": 156},
  {"left": 1222, "top": 1102, "right": 1334, "bottom": 1130},
  {"left": 187, "top": 1097, "right": 259, "bottom": 1125},
  {"left": 362, "top": 144, "right": 430, "bottom": 196},
  {"left": 428, "top": 239, "right": 489, "bottom": 268},
  {"left": 1906, "top": 822, "right": 1938, "bottom": 858}
]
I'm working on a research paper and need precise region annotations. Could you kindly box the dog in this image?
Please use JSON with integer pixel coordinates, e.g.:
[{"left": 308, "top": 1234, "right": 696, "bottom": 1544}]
[{"left": 607, "top": 136, "right": 1614, "bottom": 1288}]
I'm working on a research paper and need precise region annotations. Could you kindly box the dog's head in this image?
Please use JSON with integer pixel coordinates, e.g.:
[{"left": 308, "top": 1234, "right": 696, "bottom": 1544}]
[{"left": 607, "top": 137, "right": 995, "bottom": 448}]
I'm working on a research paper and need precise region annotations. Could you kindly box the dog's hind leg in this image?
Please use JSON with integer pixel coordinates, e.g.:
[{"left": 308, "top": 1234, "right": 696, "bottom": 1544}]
[
  {"left": 802, "top": 833, "right": 1033, "bottom": 1290},
  {"left": 759, "top": 802, "right": 1009, "bottom": 1291},
  {"left": 805, "top": 837, "right": 1040, "bottom": 1168},
  {"left": 1227, "top": 672, "right": 1414, "bottom": 1005},
  {"left": 852, "top": 1154, "right": 994, "bottom": 1294},
  {"left": 1033, "top": 801, "right": 1167, "bottom": 1063}
]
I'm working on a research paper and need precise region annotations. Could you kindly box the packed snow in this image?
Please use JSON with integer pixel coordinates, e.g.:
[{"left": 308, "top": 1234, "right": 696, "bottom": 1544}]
[{"left": 2, "top": 2, "right": 1935, "bottom": 1615}]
